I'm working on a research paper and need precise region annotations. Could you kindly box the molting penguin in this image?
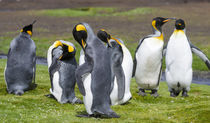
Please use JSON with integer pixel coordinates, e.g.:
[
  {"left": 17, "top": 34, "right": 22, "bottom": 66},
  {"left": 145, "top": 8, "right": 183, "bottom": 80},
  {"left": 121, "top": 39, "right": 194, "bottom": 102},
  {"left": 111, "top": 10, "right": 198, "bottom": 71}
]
[
  {"left": 47, "top": 40, "right": 82, "bottom": 104},
  {"left": 73, "top": 23, "right": 119, "bottom": 118},
  {"left": 165, "top": 19, "right": 210, "bottom": 97},
  {"left": 4, "top": 21, "right": 37, "bottom": 95},
  {"left": 97, "top": 29, "right": 133, "bottom": 105},
  {"left": 133, "top": 17, "right": 175, "bottom": 97}
]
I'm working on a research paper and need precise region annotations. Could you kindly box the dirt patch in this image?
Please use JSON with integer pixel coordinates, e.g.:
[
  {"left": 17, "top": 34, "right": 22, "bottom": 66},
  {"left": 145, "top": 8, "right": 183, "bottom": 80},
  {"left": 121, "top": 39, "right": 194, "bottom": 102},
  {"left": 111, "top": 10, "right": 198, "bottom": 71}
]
[{"left": 0, "top": 0, "right": 210, "bottom": 11}]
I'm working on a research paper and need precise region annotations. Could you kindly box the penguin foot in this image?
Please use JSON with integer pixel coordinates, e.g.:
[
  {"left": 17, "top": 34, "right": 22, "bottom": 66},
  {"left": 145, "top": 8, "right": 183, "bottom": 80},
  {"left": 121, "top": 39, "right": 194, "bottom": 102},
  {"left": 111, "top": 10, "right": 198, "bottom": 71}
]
[
  {"left": 29, "top": 83, "right": 37, "bottom": 90},
  {"left": 76, "top": 114, "right": 93, "bottom": 118},
  {"left": 107, "top": 112, "right": 120, "bottom": 118},
  {"left": 151, "top": 90, "right": 159, "bottom": 97},
  {"left": 93, "top": 111, "right": 120, "bottom": 118},
  {"left": 71, "top": 97, "right": 83, "bottom": 104},
  {"left": 170, "top": 91, "right": 177, "bottom": 97},
  {"left": 138, "top": 89, "right": 147, "bottom": 96},
  {"left": 45, "top": 94, "right": 56, "bottom": 100},
  {"left": 182, "top": 90, "right": 189, "bottom": 97}
]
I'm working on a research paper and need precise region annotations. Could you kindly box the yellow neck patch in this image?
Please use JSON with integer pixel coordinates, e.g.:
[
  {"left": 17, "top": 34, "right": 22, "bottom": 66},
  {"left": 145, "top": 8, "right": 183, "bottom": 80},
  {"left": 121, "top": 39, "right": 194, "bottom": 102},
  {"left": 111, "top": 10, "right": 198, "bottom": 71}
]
[
  {"left": 76, "top": 24, "right": 87, "bottom": 32},
  {"left": 112, "top": 37, "right": 122, "bottom": 46},
  {"left": 155, "top": 33, "right": 164, "bottom": 41},
  {"left": 54, "top": 40, "right": 63, "bottom": 48},
  {"left": 174, "top": 29, "right": 185, "bottom": 34},
  {"left": 67, "top": 45, "right": 74, "bottom": 52},
  {"left": 82, "top": 39, "right": 86, "bottom": 48}
]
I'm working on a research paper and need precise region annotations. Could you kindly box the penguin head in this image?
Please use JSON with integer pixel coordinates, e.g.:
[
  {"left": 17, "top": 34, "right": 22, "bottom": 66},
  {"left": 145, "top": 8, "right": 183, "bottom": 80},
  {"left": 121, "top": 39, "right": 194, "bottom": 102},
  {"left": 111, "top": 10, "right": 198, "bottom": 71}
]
[
  {"left": 54, "top": 41, "right": 75, "bottom": 60},
  {"left": 97, "top": 29, "right": 123, "bottom": 47},
  {"left": 72, "top": 23, "right": 87, "bottom": 49},
  {"left": 20, "top": 20, "right": 36, "bottom": 36},
  {"left": 152, "top": 17, "right": 176, "bottom": 32},
  {"left": 175, "top": 19, "right": 185, "bottom": 30},
  {"left": 97, "top": 29, "right": 113, "bottom": 47}
]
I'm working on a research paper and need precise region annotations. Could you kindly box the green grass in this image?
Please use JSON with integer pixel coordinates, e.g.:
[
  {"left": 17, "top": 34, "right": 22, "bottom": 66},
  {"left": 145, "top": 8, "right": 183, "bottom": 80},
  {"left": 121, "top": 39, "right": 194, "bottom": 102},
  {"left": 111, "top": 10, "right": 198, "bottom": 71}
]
[
  {"left": 0, "top": 59, "right": 210, "bottom": 122},
  {"left": 35, "top": 7, "right": 157, "bottom": 17}
]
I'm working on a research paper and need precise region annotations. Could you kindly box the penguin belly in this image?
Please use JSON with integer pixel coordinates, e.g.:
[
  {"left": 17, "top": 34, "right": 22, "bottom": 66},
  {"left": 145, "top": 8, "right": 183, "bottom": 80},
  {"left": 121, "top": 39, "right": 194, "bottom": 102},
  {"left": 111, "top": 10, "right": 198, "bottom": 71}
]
[
  {"left": 121, "top": 45, "right": 133, "bottom": 103},
  {"left": 83, "top": 74, "right": 93, "bottom": 114},
  {"left": 166, "top": 32, "right": 192, "bottom": 92},
  {"left": 135, "top": 38, "right": 163, "bottom": 89},
  {"left": 50, "top": 71, "right": 63, "bottom": 102},
  {"left": 79, "top": 50, "right": 93, "bottom": 114}
]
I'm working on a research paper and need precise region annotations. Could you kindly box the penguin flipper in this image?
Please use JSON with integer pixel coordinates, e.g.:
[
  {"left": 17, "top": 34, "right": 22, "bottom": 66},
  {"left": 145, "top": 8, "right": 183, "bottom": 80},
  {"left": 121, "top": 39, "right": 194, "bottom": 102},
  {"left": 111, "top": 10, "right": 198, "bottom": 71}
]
[
  {"left": 115, "top": 66, "right": 125, "bottom": 100},
  {"left": 33, "top": 55, "right": 36, "bottom": 85},
  {"left": 162, "top": 44, "right": 168, "bottom": 57},
  {"left": 190, "top": 43, "right": 210, "bottom": 70},
  {"left": 75, "top": 62, "right": 93, "bottom": 96}
]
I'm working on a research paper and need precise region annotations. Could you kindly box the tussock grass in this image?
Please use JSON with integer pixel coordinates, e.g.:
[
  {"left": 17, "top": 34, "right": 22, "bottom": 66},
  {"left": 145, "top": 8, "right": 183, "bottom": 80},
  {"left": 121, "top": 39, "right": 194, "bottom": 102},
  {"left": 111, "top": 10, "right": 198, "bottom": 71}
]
[
  {"left": 35, "top": 7, "right": 156, "bottom": 17},
  {"left": 0, "top": 59, "right": 209, "bottom": 122}
]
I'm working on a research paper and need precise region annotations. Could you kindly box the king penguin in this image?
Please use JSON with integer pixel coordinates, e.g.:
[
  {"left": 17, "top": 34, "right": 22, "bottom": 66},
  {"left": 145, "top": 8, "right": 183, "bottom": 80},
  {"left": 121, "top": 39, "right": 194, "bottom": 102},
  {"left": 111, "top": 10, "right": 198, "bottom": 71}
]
[
  {"left": 73, "top": 23, "right": 119, "bottom": 118},
  {"left": 165, "top": 19, "right": 210, "bottom": 97},
  {"left": 47, "top": 40, "right": 82, "bottom": 104},
  {"left": 97, "top": 29, "right": 133, "bottom": 105},
  {"left": 4, "top": 21, "right": 37, "bottom": 95},
  {"left": 133, "top": 17, "right": 175, "bottom": 97}
]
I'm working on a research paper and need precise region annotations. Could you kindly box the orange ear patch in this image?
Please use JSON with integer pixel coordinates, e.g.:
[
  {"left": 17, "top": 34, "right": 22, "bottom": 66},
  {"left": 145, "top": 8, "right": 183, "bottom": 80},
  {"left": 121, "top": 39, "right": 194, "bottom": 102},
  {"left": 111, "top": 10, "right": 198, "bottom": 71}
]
[
  {"left": 54, "top": 40, "right": 63, "bottom": 48},
  {"left": 27, "top": 31, "right": 32, "bottom": 36}
]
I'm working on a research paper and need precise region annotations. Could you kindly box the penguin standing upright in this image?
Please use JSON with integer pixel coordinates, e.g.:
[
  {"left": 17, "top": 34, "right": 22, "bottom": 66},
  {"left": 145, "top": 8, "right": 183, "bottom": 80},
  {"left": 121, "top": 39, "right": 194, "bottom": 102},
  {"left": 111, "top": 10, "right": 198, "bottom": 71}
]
[
  {"left": 97, "top": 29, "right": 133, "bottom": 105},
  {"left": 47, "top": 40, "right": 82, "bottom": 104},
  {"left": 73, "top": 23, "right": 119, "bottom": 118},
  {"left": 4, "top": 21, "right": 37, "bottom": 95},
  {"left": 165, "top": 19, "right": 210, "bottom": 97},
  {"left": 133, "top": 17, "right": 175, "bottom": 97}
]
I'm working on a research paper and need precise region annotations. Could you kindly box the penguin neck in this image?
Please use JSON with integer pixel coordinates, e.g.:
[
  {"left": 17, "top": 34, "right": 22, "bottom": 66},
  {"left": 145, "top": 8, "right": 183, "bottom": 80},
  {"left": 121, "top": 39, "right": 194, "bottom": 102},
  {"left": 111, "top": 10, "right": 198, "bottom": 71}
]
[
  {"left": 83, "top": 23, "right": 96, "bottom": 45},
  {"left": 173, "top": 28, "right": 186, "bottom": 34},
  {"left": 20, "top": 32, "right": 31, "bottom": 38},
  {"left": 152, "top": 26, "right": 163, "bottom": 41}
]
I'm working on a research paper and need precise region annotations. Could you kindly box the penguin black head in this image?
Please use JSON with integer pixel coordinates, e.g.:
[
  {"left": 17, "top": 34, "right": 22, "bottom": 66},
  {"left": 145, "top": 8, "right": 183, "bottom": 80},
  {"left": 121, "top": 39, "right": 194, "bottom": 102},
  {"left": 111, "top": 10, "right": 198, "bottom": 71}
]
[
  {"left": 97, "top": 29, "right": 123, "bottom": 48},
  {"left": 175, "top": 19, "right": 185, "bottom": 30},
  {"left": 20, "top": 20, "right": 36, "bottom": 36},
  {"left": 97, "top": 29, "right": 114, "bottom": 47},
  {"left": 97, "top": 29, "right": 111, "bottom": 43},
  {"left": 54, "top": 40, "right": 75, "bottom": 60},
  {"left": 72, "top": 23, "right": 87, "bottom": 49},
  {"left": 152, "top": 17, "right": 176, "bottom": 32}
]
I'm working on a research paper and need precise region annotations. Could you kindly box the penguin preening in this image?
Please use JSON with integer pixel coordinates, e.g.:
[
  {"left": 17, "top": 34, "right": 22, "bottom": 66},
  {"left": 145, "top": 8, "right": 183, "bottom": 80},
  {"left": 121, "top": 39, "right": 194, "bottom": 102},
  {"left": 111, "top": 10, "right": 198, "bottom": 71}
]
[
  {"left": 4, "top": 21, "right": 37, "bottom": 95},
  {"left": 97, "top": 29, "right": 133, "bottom": 105},
  {"left": 47, "top": 40, "right": 82, "bottom": 104},
  {"left": 165, "top": 19, "right": 210, "bottom": 97},
  {"left": 133, "top": 17, "right": 175, "bottom": 97},
  {"left": 73, "top": 23, "right": 119, "bottom": 118}
]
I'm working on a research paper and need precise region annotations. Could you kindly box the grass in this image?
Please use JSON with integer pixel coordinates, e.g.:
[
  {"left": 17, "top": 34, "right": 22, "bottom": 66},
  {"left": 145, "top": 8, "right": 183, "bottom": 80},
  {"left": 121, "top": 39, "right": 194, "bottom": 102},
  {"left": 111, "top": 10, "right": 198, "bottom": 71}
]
[
  {"left": 35, "top": 7, "right": 157, "bottom": 17},
  {"left": 0, "top": 59, "right": 210, "bottom": 122}
]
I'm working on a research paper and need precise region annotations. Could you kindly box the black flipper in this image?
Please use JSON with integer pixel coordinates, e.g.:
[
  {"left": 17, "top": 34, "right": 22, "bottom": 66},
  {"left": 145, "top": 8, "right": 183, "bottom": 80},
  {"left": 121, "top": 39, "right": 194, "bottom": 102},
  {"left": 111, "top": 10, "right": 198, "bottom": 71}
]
[
  {"left": 75, "top": 62, "right": 93, "bottom": 96},
  {"left": 189, "top": 40, "right": 210, "bottom": 70},
  {"left": 49, "top": 47, "right": 63, "bottom": 91},
  {"left": 45, "top": 94, "right": 56, "bottom": 99},
  {"left": 111, "top": 45, "right": 125, "bottom": 100},
  {"left": 115, "top": 65, "right": 125, "bottom": 100},
  {"left": 162, "top": 44, "right": 168, "bottom": 57}
]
